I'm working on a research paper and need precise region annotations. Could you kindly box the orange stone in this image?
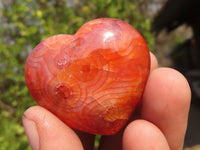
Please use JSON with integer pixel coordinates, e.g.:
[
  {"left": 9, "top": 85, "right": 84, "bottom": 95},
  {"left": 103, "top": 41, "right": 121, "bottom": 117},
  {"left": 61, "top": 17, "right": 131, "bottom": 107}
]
[{"left": 25, "top": 18, "right": 150, "bottom": 135}]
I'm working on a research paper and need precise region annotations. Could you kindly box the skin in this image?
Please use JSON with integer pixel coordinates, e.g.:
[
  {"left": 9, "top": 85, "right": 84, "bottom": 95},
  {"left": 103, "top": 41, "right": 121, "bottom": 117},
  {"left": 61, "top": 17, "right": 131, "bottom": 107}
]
[{"left": 23, "top": 53, "right": 191, "bottom": 150}]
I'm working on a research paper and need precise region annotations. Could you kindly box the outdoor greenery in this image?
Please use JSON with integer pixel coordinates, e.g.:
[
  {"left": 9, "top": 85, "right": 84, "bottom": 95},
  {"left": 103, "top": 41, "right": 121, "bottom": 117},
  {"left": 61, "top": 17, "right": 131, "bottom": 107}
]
[{"left": 0, "top": 0, "right": 154, "bottom": 149}]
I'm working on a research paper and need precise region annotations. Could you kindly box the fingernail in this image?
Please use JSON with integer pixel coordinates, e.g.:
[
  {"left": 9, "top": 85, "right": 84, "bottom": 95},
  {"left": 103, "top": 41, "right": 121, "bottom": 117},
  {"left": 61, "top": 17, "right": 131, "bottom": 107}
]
[{"left": 22, "top": 115, "right": 39, "bottom": 150}]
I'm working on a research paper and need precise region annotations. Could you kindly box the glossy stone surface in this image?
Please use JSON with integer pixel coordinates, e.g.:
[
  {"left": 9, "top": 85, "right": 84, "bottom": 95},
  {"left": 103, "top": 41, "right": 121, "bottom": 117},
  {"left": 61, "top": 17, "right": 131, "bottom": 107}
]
[{"left": 25, "top": 18, "right": 150, "bottom": 135}]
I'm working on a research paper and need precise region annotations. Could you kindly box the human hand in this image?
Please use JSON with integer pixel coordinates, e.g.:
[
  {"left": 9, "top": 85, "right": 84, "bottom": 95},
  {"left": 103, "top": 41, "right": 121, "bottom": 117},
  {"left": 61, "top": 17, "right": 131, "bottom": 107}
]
[{"left": 23, "top": 53, "right": 191, "bottom": 150}]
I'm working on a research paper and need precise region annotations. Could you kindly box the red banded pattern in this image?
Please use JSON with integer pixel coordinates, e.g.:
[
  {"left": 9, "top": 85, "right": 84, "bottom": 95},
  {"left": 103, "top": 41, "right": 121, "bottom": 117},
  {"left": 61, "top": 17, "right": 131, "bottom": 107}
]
[{"left": 25, "top": 18, "right": 150, "bottom": 135}]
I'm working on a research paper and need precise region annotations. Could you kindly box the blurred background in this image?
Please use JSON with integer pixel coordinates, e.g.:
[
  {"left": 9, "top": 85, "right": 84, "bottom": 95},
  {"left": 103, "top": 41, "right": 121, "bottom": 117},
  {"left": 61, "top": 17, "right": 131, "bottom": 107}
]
[{"left": 0, "top": 0, "right": 199, "bottom": 149}]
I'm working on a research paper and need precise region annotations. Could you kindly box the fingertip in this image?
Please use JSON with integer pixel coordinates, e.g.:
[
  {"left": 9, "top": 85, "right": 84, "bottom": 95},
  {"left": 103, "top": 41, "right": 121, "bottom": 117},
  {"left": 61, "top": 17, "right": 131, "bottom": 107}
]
[
  {"left": 23, "top": 106, "right": 43, "bottom": 120},
  {"left": 23, "top": 106, "right": 83, "bottom": 150},
  {"left": 143, "top": 67, "right": 191, "bottom": 114},
  {"left": 123, "top": 120, "right": 170, "bottom": 150}
]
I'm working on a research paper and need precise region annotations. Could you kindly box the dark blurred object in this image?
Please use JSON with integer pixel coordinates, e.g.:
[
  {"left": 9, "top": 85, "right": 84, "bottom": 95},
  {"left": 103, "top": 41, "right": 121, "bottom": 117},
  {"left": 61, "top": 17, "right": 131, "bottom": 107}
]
[
  {"left": 152, "top": 0, "right": 200, "bottom": 104},
  {"left": 152, "top": 0, "right": 200, "bottom": 35},
  {"left": 171, "top": 39, "right": 200, "bottom": 104}
]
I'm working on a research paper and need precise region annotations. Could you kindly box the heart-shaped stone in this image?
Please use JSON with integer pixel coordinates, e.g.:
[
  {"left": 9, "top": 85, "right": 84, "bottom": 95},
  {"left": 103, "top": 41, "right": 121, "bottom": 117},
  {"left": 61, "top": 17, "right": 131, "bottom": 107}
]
[{"left": 25, "top": 18, "right": 150, "bottom": 135}]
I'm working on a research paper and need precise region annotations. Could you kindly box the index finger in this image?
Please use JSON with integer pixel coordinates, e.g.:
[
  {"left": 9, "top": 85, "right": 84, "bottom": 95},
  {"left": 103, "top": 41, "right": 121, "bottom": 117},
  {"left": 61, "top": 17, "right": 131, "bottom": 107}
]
[{"left": 141, "top": 67, "right": 191, "bottom": 150}]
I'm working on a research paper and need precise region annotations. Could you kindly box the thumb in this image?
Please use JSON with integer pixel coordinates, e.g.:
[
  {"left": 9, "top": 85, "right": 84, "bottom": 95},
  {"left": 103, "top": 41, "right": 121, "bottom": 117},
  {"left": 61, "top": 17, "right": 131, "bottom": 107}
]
[{"left": 22, "top": 106, "right": 83, "bottom": 150}]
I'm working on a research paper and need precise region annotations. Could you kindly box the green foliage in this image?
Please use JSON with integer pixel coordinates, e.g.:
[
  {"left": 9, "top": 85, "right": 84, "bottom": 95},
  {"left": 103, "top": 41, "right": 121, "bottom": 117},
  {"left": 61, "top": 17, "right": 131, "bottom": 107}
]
[{"left": 0, "top": 0, "right": 154, "bottom": 149}]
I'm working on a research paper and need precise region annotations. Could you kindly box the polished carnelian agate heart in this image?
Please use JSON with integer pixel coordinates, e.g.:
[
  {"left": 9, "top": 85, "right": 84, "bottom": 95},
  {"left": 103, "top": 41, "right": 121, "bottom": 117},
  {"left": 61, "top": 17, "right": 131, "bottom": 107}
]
[{"left": 25, "top": 18, "right": 150, "bottom": 135}]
